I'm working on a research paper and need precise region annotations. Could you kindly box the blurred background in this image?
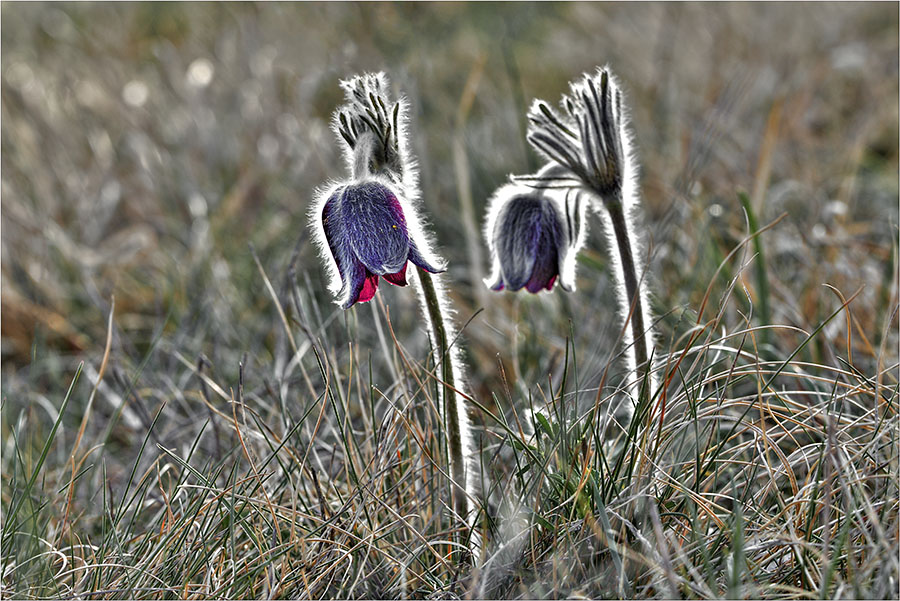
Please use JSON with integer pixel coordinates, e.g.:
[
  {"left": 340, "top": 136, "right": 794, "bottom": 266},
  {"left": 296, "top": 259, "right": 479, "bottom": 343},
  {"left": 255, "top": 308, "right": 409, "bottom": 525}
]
[{"left": 2, "top": 1, "right": 898, "bottom": 468}]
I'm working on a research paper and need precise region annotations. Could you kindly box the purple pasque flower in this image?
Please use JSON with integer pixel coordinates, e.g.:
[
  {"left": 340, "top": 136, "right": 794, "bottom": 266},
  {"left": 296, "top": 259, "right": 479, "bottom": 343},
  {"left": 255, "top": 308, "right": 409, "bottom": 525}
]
[
  {"left": 484, "top": 164, "right": 587, "bottom": 294},
  {"left": 312, "top": 72, "right": 446, "bottom": 309},
  {"left": 316, "top": 176, "right": 443, "bottom": 309}
]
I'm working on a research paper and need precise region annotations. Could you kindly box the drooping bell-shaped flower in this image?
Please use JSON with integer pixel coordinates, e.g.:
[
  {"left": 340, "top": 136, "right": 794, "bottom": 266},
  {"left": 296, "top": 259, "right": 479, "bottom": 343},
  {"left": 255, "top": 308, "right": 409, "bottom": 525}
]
[
  {"left": 317, "top": 176, "right": 443, "bottom": 309},
  {"left": 311, "top": 72, "right": 445, "bottom": 309},
  {"left": 312, "top": 72, "right": 479, "bottom": 559},
  {"left": 484, "top": 164, "right": 587, "bottom": 293}
]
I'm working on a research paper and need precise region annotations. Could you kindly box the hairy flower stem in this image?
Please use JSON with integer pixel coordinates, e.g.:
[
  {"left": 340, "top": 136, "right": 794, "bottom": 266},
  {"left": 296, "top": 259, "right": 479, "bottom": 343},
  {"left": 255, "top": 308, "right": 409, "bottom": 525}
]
[
  {"left": 603, "top": 194, "right": 656, "bottom": 526},
  {"left": 415, "top": 267, "right": 472, "bottom": 555},
  {"left": 524, "top": 68, "right": 656, "bottom": 412},
  {"left": 604, "top": 197, "right": 652, "bottom": 407},
  {"left": 324, "top": 72, "right": 478, "bottom": 560}
]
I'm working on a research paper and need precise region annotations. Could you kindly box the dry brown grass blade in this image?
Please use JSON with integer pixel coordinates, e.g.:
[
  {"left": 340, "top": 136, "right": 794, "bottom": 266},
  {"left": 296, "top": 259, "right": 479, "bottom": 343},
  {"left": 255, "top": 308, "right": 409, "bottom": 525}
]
[
  {"left": 454, "top": 53, "right": 489, "bottom": 310},
  {"left": 62, "top": 296, "right": 115, "bottom": 535},
  {"left": 654, "top": 214, "right": 789, "bottom": 444},
  {"left": 1, "top": 284, "right": 91, "bottom": 356},
  {"left": 750, "top": 96, "right": 782, "bottom": 216}
]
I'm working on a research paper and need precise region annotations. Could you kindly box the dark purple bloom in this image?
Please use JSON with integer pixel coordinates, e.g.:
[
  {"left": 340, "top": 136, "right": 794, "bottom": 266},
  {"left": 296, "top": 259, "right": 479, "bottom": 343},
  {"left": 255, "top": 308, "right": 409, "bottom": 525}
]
[
  {"left": 318, "top": 179, "right": 443, "bottom": 308},
  {"left": 484, "top": 177, "right": 586, "bottom": 294},
  {"left": 489, "top": 194, "right": 561, "bottom": 292}
]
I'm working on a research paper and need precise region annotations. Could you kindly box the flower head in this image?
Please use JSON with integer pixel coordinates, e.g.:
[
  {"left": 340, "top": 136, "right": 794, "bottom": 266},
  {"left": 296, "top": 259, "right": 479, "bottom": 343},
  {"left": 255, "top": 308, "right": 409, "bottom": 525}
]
[
  {"left": 312, "top": 72, "right": 445, "bottom": 308},
  {"left": 318, "top": 177, "right": 442, "bottom": 308},
  {"left": 311, "top": 72, "right": 479, "bottom": 559},
  {"left": 484, "top": 164, "right": 587, "bottom": 293},
  {"left": 525, "top": 67, "right": 657, "bottom": 400},
  {"left": 526, "top": 68, "right": 633, "bottom": 205}
]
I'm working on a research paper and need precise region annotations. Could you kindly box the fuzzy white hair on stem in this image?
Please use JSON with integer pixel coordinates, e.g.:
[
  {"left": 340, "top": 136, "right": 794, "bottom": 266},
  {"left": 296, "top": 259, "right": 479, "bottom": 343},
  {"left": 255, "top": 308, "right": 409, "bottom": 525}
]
[
  {"left": 526, "top": 66, "right": 658, "bottom": 401},
  {"left": 408, "top": 265, "right": 481, "bottom": 551}
]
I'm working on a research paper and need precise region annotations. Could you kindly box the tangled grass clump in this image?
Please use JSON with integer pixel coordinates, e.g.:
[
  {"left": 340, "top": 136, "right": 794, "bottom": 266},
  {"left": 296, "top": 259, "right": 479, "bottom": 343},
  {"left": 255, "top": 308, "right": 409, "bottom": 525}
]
[{"left": 3, "top": 252, "right": 896, "bottom": 598}]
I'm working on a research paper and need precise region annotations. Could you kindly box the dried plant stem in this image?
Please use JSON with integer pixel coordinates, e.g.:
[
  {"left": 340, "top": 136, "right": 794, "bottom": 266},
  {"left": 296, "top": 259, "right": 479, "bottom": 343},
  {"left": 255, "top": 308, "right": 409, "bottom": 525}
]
[{"left": 415, "top": 267, "right": 474, "bottom": 554}]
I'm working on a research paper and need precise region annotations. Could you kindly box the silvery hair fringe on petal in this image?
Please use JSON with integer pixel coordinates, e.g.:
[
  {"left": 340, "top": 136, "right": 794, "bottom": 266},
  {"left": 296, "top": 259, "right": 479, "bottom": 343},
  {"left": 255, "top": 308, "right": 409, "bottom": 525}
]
[
  {"left": 309, "top": 178, "right": 350, "bottom": 304},
  {"left": 308, "top": 170, "right": 446, "bottom": 308},
  {"left": 482, "top": 182, "right": 522, "bottom": 289}
]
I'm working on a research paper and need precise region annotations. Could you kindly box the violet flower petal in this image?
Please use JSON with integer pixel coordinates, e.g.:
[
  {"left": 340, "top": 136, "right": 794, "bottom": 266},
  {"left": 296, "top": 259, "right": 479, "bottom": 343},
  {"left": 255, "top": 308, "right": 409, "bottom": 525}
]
[
  {"left": 342, "top": 260, "right": 378, "bottom": 309},
  {"left": 322, "top": 188, "right": 358, "bottom": 298},
  {"left": 408, "top": 240, "right": 444, "bottom": 274},
  {"left": 494, "top": 194, "right": 544, "bottom": 291},
  {"left": 341, "top": 182, "right": 410, "bottom": 275},
  {"left": 486, "top": 267, "right": 505, "bottom": 291},
  {"left": 525, "top": 225, "right": 560, "bottom": 292},
  {"left": 524, "top": 201, "right": 563, "bottom": 292}
]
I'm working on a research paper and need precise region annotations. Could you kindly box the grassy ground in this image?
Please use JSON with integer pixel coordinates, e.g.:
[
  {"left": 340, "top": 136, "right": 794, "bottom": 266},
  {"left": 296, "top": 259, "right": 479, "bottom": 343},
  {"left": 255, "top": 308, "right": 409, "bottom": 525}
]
[{"left": 2, "top": 3, "right": 898, "bottom": 599}]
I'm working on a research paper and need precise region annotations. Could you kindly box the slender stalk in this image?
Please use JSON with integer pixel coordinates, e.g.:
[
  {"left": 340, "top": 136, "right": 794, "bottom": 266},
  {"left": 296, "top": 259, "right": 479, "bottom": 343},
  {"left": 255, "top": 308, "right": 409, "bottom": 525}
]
[
  {"left": 415, "top": 267, "right": 473, "bottom": 553},
  {"left": 602, "top": 193, "right": 656, "bottom": 527},
  {"left": 604, "top": 198, "right": 652, "bottom": 403},
  {"left": 524, "top": 68, "right": 656, "bottom": 406},
  {"left": 326, "top": 73, "right": 479, "bottom": 560}
]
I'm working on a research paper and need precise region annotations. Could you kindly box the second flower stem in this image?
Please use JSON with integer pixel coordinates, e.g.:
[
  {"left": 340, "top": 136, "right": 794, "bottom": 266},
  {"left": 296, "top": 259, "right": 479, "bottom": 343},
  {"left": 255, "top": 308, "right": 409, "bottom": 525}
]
[
  {"left": 604, "top": 199, "right": 652, "bottom": 406},
  {"left": 415, "top": 267, "right": 470, "bottom": 543}
]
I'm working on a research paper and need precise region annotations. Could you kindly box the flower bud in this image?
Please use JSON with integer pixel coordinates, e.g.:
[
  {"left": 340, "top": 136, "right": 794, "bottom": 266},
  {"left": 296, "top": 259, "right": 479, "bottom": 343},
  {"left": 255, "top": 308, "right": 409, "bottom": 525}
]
[{"left": 484, "top": 165, "right": 587, "bottom": 294}]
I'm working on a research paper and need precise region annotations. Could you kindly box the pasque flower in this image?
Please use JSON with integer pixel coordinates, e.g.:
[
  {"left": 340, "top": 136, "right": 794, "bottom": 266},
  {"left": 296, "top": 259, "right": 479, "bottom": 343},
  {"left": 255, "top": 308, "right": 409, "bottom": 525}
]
[
  {"left": 312, "top": 74, "right": 445, "bottom": 309},
  {"left": 525, "top": 67, "right": 657, "bottom": 399},
  {"left": 320, "top": 177, "right": 442, "bottom": 309},
  {"left": 484, "top": 164, "right": 587, "bottom": 293},
  {"left": 311, "top": 72, "right": 480, "bottom": 560}
]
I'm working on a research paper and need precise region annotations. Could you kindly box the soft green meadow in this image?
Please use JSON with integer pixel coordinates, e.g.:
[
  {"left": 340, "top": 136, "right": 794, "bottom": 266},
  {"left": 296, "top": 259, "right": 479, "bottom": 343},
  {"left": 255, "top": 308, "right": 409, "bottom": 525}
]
[{"left": 2, "top": 3, "right": 897, "bottom": 599}]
